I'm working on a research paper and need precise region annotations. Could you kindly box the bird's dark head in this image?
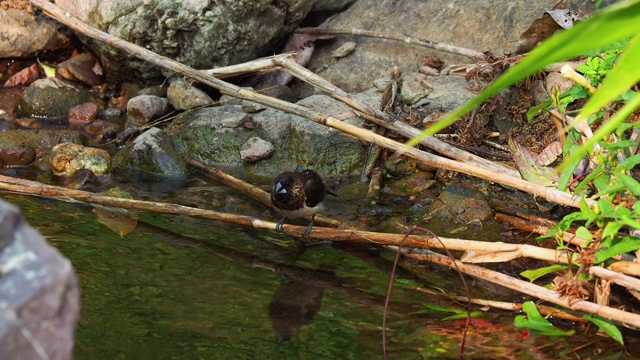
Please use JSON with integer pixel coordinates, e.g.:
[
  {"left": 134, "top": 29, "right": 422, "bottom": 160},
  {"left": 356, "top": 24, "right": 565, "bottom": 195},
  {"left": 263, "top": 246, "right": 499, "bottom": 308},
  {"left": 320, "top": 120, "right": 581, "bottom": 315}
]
[{"left": 272, "top": 171, "right": 296, "bottom": 205}]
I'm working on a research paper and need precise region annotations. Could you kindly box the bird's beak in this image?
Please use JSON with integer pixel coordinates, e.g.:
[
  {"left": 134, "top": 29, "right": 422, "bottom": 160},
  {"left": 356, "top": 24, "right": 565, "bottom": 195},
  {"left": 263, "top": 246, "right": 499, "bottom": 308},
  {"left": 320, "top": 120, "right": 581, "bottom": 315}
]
[{"left": 275, "top": 182, "right": 287, "bottom": 194}]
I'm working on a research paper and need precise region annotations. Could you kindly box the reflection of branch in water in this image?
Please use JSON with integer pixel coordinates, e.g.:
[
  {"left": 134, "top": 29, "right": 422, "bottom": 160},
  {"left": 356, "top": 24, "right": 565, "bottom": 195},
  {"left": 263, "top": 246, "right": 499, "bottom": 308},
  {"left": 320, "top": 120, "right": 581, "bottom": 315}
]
[{"left": 137, "top": 220, "right": 424, "bottom": 318}]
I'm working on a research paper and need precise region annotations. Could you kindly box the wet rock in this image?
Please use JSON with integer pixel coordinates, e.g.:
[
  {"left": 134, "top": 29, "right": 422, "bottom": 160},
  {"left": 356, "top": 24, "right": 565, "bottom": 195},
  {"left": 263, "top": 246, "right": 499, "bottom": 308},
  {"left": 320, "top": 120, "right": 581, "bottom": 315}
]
[
  {"left": 0, "top": 199, "right": 79, "bottom": 360},
  {"left": 112, "top": 127, "right": 187, "bottom": 180},
  {"left": 166, "top": 80, "right": 213, "bottom": 110},
  {"left": 50, "top": 142, "right": 111, "bottom": 177},
  {"left": 0, "top": 119, "right": 18, "bottom": 132},
  {"left": 0, "top": 129, "right": 86, "bottom": 171},
  {"left": 56, "top": 53, "right": 103, "bottom": 87},
  {"left": 0, "top": 144, "right": 36, "bottom": 167},
  {"left": 16, "top": 117, "right": 42, "bottom": 129},
  {"left": 425, "top": 182, "right": 493, "bottom": 224},
  {"left": 68, "top": 102, "right": 101, "bottom": 126},
  {"left": 385, "top": 171, "right": 435, "bottom": 196},
  {"left": 0, "top": 7, "right": 72, "bottom": 58},
  {"left": 17, "top": 78, "right": 96, "bottom": 118},
  {"left": 240, "top": 137, "right": 275, "bottom": 163},
  {"left": 63, "top": 168, "right": 98, "bottom": 191},
  {"left": 125, "top": 95, "right": 170, "bottom": 130}
]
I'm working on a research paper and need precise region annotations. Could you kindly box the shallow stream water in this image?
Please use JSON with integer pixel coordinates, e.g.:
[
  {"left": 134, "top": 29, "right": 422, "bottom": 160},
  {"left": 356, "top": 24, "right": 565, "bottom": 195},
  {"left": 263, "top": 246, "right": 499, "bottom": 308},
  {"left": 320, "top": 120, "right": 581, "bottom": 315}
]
[{"left": 1, "top": 174, "right": 633, "bottom": 359}]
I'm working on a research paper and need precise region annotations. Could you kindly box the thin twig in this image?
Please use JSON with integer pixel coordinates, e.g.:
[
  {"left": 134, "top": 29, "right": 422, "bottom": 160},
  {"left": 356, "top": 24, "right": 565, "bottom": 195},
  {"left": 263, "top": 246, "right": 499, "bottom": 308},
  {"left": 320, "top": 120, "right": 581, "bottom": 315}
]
[{"left": 295, "top": 27, "right": 484, "bottom": 58}]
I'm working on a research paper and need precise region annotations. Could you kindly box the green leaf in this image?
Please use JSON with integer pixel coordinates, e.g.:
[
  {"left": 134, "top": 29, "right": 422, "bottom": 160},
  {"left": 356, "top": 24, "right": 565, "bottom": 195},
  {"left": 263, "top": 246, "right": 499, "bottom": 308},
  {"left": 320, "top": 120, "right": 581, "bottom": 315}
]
[
  {"left": 420, "top": 303, "right": 483, "bottom": 320},
  {"left": 616, "top": 173, "right": 640, "bottom": 196},
  {"left": 521, "top": 264, "right": 568, "bottom": 282},
  {"left": 620, "top": 215, "right": 640, "bottom": 230},
  {"left": 579, "top": 196, "right": 595, "bottom": 219},
  {"left": 598, "top": 197, "right": 616, "bottom": 216},
  {"left": 601, "top": 221, "right": 623, "bottom": 240},
  {"left": 583, "top": 315, "right": 624, "bottom": 345},
  {"left": 617, "top": 154, "right": 640, "bottom": 170},
  {"left": 576, "top": 226, "right": 594, "bottom": 245},
  {"left": 37, "top": 58, "right": 56, "bottom": 78},
  {"left": 514, "top": 301, "right": 575, "bottom": 336},
  {"left": 595, "top": 236, "right": 640, "bottom": 263},
  {"left": 509, "top": 138, "right": 559, "bottom": 186},
  {"left": 598, "top": 140, "right": 636, "bottom": 150}
]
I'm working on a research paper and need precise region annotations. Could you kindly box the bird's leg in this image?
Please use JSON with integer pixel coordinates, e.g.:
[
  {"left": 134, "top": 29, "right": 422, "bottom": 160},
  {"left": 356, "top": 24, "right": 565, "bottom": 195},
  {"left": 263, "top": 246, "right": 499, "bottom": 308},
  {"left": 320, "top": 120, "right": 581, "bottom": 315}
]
[
  {"left": 303, "top": 214, "right": 316, "bottom": 241},
  {"left": 275, "top": 217, "right": 287, "bottom": 233}
]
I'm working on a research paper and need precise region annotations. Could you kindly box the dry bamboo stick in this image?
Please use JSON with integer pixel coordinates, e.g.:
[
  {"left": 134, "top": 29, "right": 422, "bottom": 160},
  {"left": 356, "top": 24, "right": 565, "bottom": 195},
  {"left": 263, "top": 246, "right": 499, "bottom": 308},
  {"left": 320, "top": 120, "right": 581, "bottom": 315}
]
[
  {"left": 0, "top": 173, "right": 591, "bottom": 268},
  {"left": 295, "top": 27, "right": 485, "bottom": 58},
  {"left": 30, "top": 0, "right": 586, "bottom": 210},
  {"left": 590, "top": 266, "right": 640, "bottom": 293},
  {"left": 182, "top": 155, "right": 341, "bottom": 228},
  {"left": 201, "top": 52, "right": 296, "bottom": 78},
  {"left": 273, "top": 56, "right": 522, "bottom": 179},
  {"left": 413, "top": 251, "right": 640, "bottom": 330}
]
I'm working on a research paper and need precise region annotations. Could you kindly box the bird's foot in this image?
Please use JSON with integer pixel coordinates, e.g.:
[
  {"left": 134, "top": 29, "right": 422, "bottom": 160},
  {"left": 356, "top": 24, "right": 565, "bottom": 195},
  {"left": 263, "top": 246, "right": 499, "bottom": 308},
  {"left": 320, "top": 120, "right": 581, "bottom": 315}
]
[
  {"left": 303, "top": 219, "right": 314, "bottom": 241},
  {"left": 275, "top": 217, "right": 286, "bottom": 233}
]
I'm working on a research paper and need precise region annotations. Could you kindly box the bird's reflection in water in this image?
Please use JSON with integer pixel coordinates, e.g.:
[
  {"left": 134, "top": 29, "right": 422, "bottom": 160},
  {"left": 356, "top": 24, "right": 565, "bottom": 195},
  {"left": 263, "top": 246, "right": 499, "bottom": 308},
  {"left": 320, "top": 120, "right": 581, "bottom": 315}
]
[{"left": 268, "top": 279, "right": 324, "bottom": 343}]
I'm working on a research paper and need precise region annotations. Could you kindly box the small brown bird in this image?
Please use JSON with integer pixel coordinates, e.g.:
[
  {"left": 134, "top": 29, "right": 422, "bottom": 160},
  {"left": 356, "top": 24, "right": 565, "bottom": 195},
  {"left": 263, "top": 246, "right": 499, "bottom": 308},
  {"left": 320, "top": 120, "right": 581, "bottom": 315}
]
[{"left": 271, "top": 165, "right": 327, "bottom": 239}]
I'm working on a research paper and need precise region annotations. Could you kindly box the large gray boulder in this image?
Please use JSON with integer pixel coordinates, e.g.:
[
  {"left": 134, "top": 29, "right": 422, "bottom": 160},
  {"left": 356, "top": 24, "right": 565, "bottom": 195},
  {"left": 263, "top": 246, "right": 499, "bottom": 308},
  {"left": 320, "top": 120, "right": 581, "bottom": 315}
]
[
  {"left": 52, "top": 0, "right": 356, "bottom": 82},
  {"left": 306, "top": 0, "right": 615, "bottom": 93},
  {"left": 0, "top": 7, "right": 72, "bottom": 58},
  {"left": 0, "top": 200, "right": 79, "bottom": 360}
]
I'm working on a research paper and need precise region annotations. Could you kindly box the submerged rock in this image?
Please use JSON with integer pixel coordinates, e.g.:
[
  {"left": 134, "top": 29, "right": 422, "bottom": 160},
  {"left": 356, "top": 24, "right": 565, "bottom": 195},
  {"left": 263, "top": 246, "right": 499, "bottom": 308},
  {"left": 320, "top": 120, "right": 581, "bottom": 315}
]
[
  {"left": 0, "top": 199, "right": 80, "bottom": 360},
  {"left": 50, "top": 142, "right": 112, "bottom": 177},
  {"left": 113, "top": 127, "right": 187, "bottom": 182},
  {"left": 17, "top": 78, "right": 96, "bottom": 118},
  {"left": 425, "top": 182, "right": 493, "bottom": 224},
  {"left": 0, "top": 129, "right": 86, "bottom": 171}
]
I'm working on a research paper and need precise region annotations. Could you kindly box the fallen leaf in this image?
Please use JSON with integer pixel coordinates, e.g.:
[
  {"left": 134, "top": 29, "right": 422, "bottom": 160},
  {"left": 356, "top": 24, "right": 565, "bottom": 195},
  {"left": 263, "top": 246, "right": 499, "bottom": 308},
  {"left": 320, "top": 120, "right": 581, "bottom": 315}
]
[
  {"left": 3, "top": 63, "right": 39, "bottom": 87},
  {"left": 509, "top": 137, "right": 559, "bottom": 186}
]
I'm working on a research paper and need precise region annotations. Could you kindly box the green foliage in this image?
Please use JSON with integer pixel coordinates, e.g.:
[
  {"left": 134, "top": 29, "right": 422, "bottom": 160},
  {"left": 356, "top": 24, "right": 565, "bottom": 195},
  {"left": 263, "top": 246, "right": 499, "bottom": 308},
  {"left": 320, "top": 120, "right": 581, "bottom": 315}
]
[
  {"left": 514, "top": 302, "right": 575, "bottom": 336},
  {"left": 576, "top": 47, "right": 624, "bottom": 84},
  {"left": 520, "top": 264, "right": 568, "bottom": 282},
  {"left": 405, "top": 0, "right": 640, "bottom": 344},
  {"left": 417, "top": 303, "right": 484, "bottom": 321},
  {"left": 583, "top": 315, "right": 624, "bottom": 345}
]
